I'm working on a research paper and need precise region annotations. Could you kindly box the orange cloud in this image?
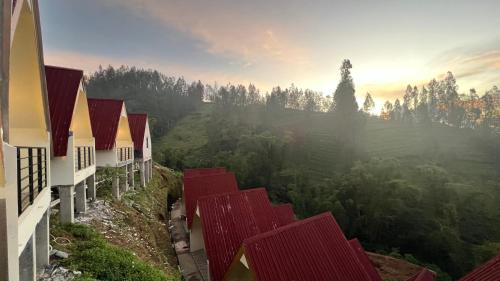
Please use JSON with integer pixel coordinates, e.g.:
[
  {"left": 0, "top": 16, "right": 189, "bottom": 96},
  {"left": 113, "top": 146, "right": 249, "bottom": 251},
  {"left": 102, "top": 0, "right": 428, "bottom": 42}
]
[{"left": 103, "top": 0, "right": 311, "bottom": 68}]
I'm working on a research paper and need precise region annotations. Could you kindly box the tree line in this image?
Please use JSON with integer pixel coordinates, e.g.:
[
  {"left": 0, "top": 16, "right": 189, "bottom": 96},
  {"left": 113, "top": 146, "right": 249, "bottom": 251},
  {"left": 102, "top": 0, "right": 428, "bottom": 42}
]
[{"left": 378, "top": 72, "right": 499, "bottom": 130}]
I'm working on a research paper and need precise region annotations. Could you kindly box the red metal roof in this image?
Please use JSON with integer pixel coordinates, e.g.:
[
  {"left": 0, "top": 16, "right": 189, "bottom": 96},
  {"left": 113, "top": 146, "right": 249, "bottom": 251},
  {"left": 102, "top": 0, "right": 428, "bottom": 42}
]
[
  {"left": 128, "top": 113, "right": 147, "bottom": 151},
  {"left": 272, "top": 204, "right": 295, "bottom": 225},
  {"left": 459, "top": 255, "right": 500, "bottom": 281},
  {"left": 184, "top": 167, "right": 227, "bottom": 178},
  {"left": 240, "top": 212, "right": 374, "bottom": 281},
  {"left": 197, "top": 188, "right": 284, "bottom": 281},
  {"left": 183, "top": 172, "right": 237, "bottom": 228},
  {"left": 45, "top": 65, "right": 84, "bottom": 157},
  {"left": 407, "top": 269, "right": 436, "bottom": 281},
  {"left": 349, "top": 239, "right": 383, "bottom": 281},
  {"left": 88, "top": 98, "right": 124, "bottom": 150}
]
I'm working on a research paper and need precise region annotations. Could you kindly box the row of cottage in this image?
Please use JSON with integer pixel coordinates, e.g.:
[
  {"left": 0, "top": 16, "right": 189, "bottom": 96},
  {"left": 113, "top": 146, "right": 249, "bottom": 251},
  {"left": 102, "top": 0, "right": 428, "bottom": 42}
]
[
  {"left": 0, "top": 1, "right": 152, "bottom": 280},
  {"left": 180, "top": 168, "right": 500, "bottom": 281}
]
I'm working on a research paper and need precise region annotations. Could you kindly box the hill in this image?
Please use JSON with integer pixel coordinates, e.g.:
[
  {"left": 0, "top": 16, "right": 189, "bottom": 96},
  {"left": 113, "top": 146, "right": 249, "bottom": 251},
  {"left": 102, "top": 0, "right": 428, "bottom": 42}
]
[{"left": 154, "top": 103, "right": 500, "bottom": 280}]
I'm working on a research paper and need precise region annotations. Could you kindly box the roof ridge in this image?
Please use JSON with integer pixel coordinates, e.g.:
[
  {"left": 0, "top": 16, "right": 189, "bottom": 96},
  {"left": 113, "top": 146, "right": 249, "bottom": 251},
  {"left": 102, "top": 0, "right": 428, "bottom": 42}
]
[
  {"left": 243, "top": 212, "right": 333, "bottom": 245},
  {"left": 45, "top": 64, "right": 84, "bottom": 74}
]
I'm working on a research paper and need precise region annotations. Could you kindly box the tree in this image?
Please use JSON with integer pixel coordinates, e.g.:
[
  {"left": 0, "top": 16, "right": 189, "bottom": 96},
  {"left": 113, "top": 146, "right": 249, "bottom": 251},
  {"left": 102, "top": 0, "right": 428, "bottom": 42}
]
[
  {"left": 332, "top": 59, "right": 360, "bottom": 142},
  {"left": 428, "top": 79, "right": 439, "bottom": 121},
  {"left": 402, "top": 85, "right": 414, "bottom": 124},
  {"left": 363, "top": 92, "right": 375, "bottom": 114},
  {"left": 393, "top": 99, "right": 402, "bottom": 121},
  {"left": 382, "top": 101, "right": 393, "bottom": 120}
]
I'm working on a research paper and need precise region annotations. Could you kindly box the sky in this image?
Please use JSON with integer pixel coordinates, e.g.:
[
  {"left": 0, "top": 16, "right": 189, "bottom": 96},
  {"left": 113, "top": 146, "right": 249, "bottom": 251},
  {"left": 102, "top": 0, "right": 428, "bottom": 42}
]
[{"left": 39, "top": 0, "right": 500, "bottom": 113}]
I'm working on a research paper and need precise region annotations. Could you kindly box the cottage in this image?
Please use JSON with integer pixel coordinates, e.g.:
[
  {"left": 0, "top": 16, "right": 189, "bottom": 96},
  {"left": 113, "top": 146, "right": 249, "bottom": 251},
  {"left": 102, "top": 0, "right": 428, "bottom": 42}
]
[
  {"left": 224, "top": 212, "right": 379, "bottom": 281},
  {"left": 128, "top": 113, "right": 152, "bottom": 187},
  {"left": 0, "top": 0, "right": 52, "bottom": 280},
  {"left": 183, "top": 171, "right": 238, "bottom": 229},
  {"left": 88, "top": 98, "right": 134, "bottom": 200},
  {"left": 191, "top": 188, "right": 289, "bottom": 281},
  {"left": 45, "top": 65, "right": 96, "bottom": 224}
]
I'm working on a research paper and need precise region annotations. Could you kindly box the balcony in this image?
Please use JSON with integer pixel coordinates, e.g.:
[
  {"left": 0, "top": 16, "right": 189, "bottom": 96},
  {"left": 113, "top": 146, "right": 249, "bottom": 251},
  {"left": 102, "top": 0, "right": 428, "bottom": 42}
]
[
  {"left": 17, "top": 147, "right": 47, "bottom": 215},
  {"left": 117, "top": 147, "right": 133, "bottom": 163},
  {"left": 74, "top": 146, "right": 94, "bottom": 172}
]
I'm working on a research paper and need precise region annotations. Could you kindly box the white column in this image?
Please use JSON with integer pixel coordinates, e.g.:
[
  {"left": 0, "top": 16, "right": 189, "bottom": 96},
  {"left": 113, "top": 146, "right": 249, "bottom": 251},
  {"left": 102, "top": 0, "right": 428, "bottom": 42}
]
[
  {"left": 139, "top": 161, "right": 146, "bottom": 188},
  {"left": 119, "top": 166, "right": 128, "bottom": 194},
  {"left": 128, "top": 163, "right": 134, "bottom": 190},
  {"left": 19, "top": 235, "right": 35, "bottom": 281},
  {"left": 35, "top": 210, "right": 49, "bottom": 273},
  {"left": 58, "top": 185, "right": 74, "bottom": 224},
  {"left": 148, "top": 160, "right": 153, "bottom": 182},
  {"left": 75, "top": 181, "right": 87, "bottom": 214},
  {"left": 0, "top": 198, "right": 19, "bottom": 281},
  {"left": 112, "top": 174, "right": 120, "bottom": 200},
  {"left": 86, "top": 174, "right": 96, "bottom": 201}
]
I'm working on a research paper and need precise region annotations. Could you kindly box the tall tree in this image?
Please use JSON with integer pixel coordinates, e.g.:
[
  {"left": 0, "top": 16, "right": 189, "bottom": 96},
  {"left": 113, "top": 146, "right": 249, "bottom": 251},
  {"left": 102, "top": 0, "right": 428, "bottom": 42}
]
[
  {"left": 332, "top": 59, "right": 360, "bottom": 142},
  {"left": 393, "top": 99, "right": 402, "bottom": 121},
  {"left": 363, "top": 92, "right": 375, "bottom": 113}
]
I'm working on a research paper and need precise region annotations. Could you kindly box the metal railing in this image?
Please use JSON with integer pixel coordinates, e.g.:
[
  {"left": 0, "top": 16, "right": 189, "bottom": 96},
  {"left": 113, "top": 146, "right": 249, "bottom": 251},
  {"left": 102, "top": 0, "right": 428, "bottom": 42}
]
[
  {"left": 74, "top": 146, "right": 94, "bottom": 172},
  {"left": 17, "top": 147, "right": 47, "bottom": 215}
]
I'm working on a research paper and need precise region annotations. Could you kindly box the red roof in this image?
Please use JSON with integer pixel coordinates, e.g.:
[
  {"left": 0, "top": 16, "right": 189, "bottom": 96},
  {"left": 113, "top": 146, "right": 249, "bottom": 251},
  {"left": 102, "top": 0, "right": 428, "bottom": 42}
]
[
  {"left": 184, "top": 167, "right": 227, "bottom": 178},
  {"left": 349, "top": 239, "right": 383, "bottom": 281},
  {"left": 459, "top": 255, "right": 500, "bottom": 281},
  {"left": 240, "top": 212, "right": 374, "bottom": 281},
  {"left": 272, "top": 204, "right": 295, "bottom": 225},
  {"left": 407, "top": 269, "right": 436, "bottom": 281},
  {"left": 128, "top": 113, "right": 148, "bottom": 151},
  {"left": 45, "top": 65, "right": 84, "bottom": 157},
  {"left": 197, "top": 188, "right": 284, "bottom": 281},
  {"left": 183, "top": 172, "right": 237, "bottom": 228},
  {"left": 88, "top": 98, "right": 124, "bottom": 150}
]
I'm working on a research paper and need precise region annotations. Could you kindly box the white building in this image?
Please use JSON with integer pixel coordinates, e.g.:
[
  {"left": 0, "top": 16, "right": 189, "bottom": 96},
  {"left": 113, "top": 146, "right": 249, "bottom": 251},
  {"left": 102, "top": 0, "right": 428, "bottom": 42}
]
[
  {"left": 0, "top": 0, "right": 52, "bottom": 280},
  {"left": 45, "top": 65, "right": 96, "bottom": 224},
  {"left": 88, "top": 99, "right": 134, "bottom": 200},
  {"left": 128, "top": 113, "right": 152, "bottom": 187}
]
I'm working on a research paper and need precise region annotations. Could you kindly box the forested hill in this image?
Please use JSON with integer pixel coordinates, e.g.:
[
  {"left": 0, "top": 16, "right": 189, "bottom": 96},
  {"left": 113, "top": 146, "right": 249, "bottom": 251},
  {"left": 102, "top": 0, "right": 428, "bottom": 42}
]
[
  {"left": 156, "top": 102, "right": 500, "bottom": 280},
  {"left": 85, "top": 66, "right": 204, "bottom": 138}
]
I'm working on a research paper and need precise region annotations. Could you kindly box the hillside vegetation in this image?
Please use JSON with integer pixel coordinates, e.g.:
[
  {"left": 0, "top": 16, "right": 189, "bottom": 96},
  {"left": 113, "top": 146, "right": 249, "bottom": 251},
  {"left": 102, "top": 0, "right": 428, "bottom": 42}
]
[{"left": 156, "top": 103, "right": 500, "bottom": 280}]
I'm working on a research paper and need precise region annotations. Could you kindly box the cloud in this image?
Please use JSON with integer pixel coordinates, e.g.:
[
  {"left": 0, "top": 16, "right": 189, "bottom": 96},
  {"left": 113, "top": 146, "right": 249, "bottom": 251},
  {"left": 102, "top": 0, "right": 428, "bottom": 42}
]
[
  {"left": 101, "top": 0, "right": 311, "bottom": 68},
  {"left": 43, "top": 49, "right": 273, "bottom": 90}
]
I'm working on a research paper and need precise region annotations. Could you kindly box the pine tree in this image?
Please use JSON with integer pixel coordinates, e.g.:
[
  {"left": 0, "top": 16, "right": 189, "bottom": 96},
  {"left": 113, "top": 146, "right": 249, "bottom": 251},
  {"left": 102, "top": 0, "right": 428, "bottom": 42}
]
[{"left": 363, "top": 92, "right": 375, "bottom": 114}]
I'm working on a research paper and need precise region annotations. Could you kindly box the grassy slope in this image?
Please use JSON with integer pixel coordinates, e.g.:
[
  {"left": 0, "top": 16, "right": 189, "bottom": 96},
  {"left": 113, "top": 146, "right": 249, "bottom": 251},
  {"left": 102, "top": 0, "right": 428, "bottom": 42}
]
[{"left": 50, "top": 166, "right": 182, "bottom": 281}]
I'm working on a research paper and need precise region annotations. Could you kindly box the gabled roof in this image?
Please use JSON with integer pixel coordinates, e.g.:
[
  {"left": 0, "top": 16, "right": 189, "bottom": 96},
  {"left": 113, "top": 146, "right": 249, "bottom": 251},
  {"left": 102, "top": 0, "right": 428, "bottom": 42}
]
[
  {"left": 407, "top": 269, "right": 436, "bottom": 281},
  {"left": 128, "top": 113, "right": 148, "bottom": 151},
  {"left": 239, "top": 212, "right": 374, "bottom": 281},
  {"left": 184, "top": 172, "right": 237, "bottom": 228},
  {"left": 45, "top": 65, "right": 84, "bottom": 157},
  {"left": 272, "top": 203, "right": 295, "bottom": 225},
  {"left": 184, "top": 167, "right": 227, "bottom": 178},
  {"left": 88, "top": 98, "right": 124, "bottom": 150},
  {"left": 459, "top": 255, "right": 500, "bottom": 281},
  {"left": 349, "top": 239, "right": 383, "bottom": 281},
  {"left": 197, "top": 188, "right": 284, "bottom": 281}
]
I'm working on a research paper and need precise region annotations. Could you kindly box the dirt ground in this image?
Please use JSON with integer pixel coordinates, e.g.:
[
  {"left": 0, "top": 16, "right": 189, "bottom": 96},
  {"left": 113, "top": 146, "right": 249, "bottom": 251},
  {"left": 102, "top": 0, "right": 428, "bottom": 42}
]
[{"left": 368, "top": 252, "right": 423, "bottom": 281}]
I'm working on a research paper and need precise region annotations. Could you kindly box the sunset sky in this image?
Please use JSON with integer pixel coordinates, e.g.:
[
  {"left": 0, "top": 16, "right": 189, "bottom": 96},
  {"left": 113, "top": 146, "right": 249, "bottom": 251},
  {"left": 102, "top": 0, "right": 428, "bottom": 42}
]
[{"left": 40, "top": 0, "right": 500, "bottom": 112}]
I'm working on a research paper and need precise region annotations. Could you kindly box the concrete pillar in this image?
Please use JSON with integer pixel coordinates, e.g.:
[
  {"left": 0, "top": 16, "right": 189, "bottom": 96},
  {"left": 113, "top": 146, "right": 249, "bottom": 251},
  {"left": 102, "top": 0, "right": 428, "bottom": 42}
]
[
  {"left": 128, "top": 163, "right": 134, "bottom": 190},
  {"left": 75, "top": 181, "right": 87, "bottom": 214},
  {"left": 112, "top": 174, "right": 120, "bottom": 200},
  {"left": 148, "top": 160, "right": 152, "bottom": 181},
  {"left": 1, "top": 198, "right": 19, "bottom": 281},
  {"left": 86, "top": 174, "right": 96, "bottom": 201},
  {"left": 19, "top": 235, "right": 35, "bottom": 281},
  {"left": 58, "top": 185, "right": 74, "bottom": 224},
  {"left": 119, "top": 166, "right": 128, "bottom": 195},
  {"left": 35, "top": 210, "right": 49, "bottom": 273},
  {"left": 139, "top": 161, "right": 146, "bottom": 188}
]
